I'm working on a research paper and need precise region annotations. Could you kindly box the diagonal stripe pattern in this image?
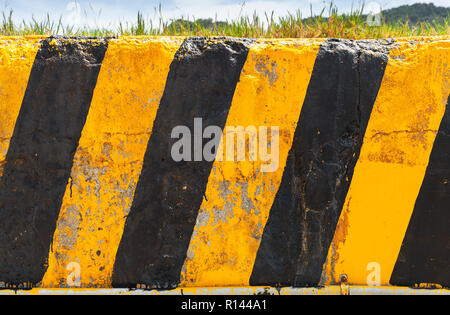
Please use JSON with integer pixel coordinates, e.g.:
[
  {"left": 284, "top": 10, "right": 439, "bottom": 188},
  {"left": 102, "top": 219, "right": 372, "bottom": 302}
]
[
  {"left": 112, "top": 38, "right": 251, "bottom": 289},
  {"left": 250, "top": 39, "right": 391, "bottom": 287},
  {"left": 323, "top": 39, "right": 450, "bottom": 286},
  {"left": 41, "top": 37, "right": 183, "bottom": 288},
  {"left": 180, "top": 39, "right": 321, "bottom": 287},
  {"left": 0, "top": 36, "right": 448, "bottom": 289},
  {"left": 391, "top": 95, "right": 450, "bottom": 288},
  {"left": 0, "top": 37, "right": 108, "bottom": 286}
]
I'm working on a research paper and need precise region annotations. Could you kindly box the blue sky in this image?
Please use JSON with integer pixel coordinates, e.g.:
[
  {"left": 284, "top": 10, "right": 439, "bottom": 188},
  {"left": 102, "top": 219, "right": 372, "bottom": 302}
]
[{"left": 3, "top": 0, "right": 450, "bottom": 28}]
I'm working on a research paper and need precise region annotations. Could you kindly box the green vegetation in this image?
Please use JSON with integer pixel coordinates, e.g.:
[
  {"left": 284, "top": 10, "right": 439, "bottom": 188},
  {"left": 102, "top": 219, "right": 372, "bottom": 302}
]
[
  {"left": 1, "top": 2, "right": 449, "bottom": 38},
  {"left": 382, "top": 3, "right": 450, "bottom": 25}
]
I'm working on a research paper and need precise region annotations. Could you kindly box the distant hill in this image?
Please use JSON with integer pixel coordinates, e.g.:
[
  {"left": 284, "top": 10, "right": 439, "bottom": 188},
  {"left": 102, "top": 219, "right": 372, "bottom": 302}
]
[
  {"left": 303, "top": 3, "right": 450, "bottom": 25},
  {"left": 382, "top": 3, "right": 450, "bottom": 24}
]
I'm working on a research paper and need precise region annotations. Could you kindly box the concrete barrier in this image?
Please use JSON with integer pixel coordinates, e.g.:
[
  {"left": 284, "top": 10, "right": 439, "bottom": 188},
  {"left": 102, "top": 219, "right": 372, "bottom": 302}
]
[{"left": 0, "top": 35, "right": 448, "bottom": 290}]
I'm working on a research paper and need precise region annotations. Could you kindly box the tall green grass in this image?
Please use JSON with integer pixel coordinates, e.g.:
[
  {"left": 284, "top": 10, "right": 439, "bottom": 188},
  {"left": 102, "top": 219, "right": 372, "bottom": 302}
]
[{"left": 1, "top": 3, "right": 449, "bottom": 38}]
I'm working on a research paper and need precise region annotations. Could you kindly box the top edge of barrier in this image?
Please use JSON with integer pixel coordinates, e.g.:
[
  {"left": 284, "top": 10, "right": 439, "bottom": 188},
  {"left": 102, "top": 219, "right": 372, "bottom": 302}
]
[{"left": 0, "top": 35, "right": 448, "bottom": 41}]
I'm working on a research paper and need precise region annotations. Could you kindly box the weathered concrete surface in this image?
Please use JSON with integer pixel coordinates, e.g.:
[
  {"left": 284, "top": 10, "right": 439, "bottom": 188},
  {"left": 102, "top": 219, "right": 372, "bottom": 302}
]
[
  {"left": 0, "top": 36, "right": 448, "bottom": 289},
  {"left": 390, "top": 95, "right": 450, "bottom": 288},
  {"left": 0, "top": 37, "right": 108, "bottom": 285},
  {"left": 322, "top": 38, "right": 450, "bottom": 287},
  {"left": 251, "top": 39, "right": 391, "bottom": 287},
  {"left": 180, "top": 38, "right": 322, "bottom": 288},
  {"left": 42, "top": 37, "right": 184, "bottom": 288},
  {"left": 112, "top": 37, "right": 251, "bottom": 289}
]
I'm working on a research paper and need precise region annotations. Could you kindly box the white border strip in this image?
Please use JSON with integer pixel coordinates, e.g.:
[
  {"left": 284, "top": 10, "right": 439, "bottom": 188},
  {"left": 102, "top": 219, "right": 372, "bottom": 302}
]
[{"left": 0, "top": 286, "right": 448, "bottom": 295}]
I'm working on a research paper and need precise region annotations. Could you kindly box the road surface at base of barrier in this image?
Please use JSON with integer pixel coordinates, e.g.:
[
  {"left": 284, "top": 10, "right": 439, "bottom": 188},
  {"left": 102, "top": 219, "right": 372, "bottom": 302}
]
[{"left": 0, "top": 286, "right": 449, "bottom": 295}]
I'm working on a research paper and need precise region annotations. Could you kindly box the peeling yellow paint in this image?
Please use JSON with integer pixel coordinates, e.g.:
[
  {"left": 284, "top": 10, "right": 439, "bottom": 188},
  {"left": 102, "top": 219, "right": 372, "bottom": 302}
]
[
  {"left": 180, "top": 39, "right": 322, "bottom": 287},
  {"left": 41, "top": 38, "right": 183, "bottom": 288},
  {"left": 0, "top": 38, "right": 41, "bottom": 173},
  {"left": 0, "top": 36, "right": 448, "bottom": 288},
  {"left": 323, "top": 38, "right": 450, "bottom": 286}
]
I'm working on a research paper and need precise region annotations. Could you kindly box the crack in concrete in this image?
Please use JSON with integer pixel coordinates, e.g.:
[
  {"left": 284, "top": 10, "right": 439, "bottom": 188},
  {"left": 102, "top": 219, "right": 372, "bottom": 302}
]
[{"left": 370, "top": 129, "right": 439, "bottom": 140}]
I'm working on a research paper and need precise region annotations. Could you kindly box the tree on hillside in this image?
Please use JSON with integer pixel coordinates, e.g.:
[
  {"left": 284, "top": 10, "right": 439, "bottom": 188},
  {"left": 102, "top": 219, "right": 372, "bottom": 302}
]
[{"left": 381, "top": 3, "right": 450, "bottom": 25}]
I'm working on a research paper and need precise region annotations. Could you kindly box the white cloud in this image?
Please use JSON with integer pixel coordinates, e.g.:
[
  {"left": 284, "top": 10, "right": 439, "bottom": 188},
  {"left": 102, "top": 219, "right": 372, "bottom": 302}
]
[
  {"left": 64, "top": 2, "right": 82, "bottom": 26},
  {"left": 365, "top": 1, "right": 383, "bottom": 14},
  {"left": 163, "top": 0, "right": 312, "bottom": 21}
]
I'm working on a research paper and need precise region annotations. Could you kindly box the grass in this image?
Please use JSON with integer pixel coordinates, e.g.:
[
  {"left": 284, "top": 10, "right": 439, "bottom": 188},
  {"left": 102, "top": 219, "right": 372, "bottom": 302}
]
[{"left": 1, "top": 3, "right": 449, "bottom": 39}]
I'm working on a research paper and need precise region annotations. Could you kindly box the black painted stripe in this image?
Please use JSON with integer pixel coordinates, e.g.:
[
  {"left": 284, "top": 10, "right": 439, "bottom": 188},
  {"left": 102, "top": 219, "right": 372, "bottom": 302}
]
[
  {"left": 0, "top": 37, "right": 108, "bottom": 286},
  {"left": 250, "top": 39, "right": 391, "bottom": 287},
  {"left": 390, "top": 96, "right": 450, "bottom": 288},
  {"left": 112, "top": 38, "right": 250, "bottom": 289}
]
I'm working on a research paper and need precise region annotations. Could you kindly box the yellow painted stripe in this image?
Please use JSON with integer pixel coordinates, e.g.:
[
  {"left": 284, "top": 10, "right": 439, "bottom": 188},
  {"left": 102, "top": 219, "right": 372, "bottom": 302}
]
[
  {"left": 0, "top": 38, "right": 41, "bottom": 171},
  {"left": 322, "top": 39, "right": 450, "bottom": 286},
  {"left": 180, "top": 39, "right": 323, "bottom": 287},
  {"left": 42, "top": 38, "right": 183, "bottom": 288}
]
